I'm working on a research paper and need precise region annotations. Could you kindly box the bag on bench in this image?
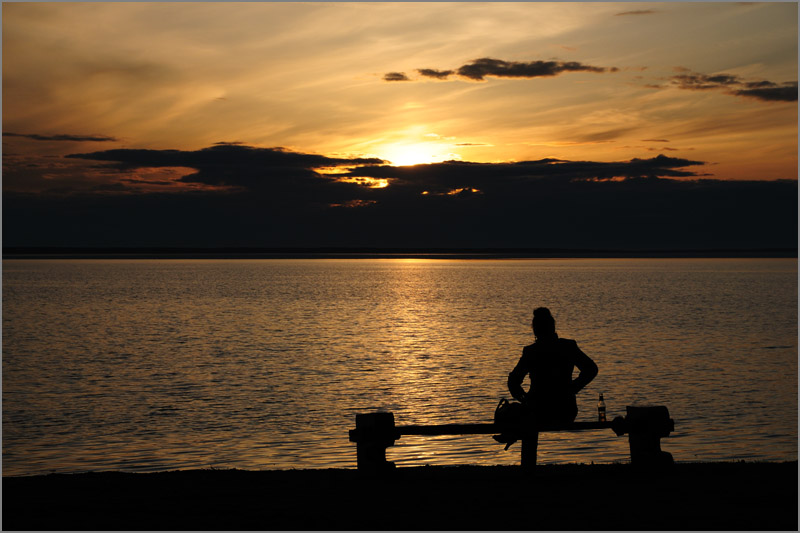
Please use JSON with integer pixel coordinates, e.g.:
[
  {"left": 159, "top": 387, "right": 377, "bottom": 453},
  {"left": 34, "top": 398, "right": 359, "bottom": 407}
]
[{"left": 492, "top": 398, "right": 525, "bottom": 450}]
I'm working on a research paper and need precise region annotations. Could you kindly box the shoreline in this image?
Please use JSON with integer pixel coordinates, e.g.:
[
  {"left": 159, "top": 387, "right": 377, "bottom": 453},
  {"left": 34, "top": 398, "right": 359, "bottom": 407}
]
[{"left": 3, "top": 461, "right": 797, "bottom": 530}]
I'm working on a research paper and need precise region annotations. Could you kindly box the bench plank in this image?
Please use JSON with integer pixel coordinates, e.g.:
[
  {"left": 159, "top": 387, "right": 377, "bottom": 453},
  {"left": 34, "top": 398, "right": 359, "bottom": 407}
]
[{"left": 397, "top": 420, "right": 614, "bottom": 436}]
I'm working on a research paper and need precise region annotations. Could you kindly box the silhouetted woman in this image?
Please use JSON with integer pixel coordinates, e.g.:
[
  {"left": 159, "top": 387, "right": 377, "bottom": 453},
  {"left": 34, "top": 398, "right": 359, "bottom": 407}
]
[{"left": 508, "top": 307, "right": 598, "bottom": 464}]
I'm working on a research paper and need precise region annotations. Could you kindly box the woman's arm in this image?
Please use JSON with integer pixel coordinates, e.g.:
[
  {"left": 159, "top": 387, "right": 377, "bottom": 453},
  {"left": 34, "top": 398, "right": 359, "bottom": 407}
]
[
  {"left": 571, "top": 342, "right": 598, "bottom": 394},
  {"left": 507, "top": 352, "right": 529, "bottom": 402}
]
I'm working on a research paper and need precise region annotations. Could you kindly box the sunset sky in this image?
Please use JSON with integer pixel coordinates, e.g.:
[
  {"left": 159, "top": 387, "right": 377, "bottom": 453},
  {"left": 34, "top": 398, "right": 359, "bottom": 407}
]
[{"left": 3, "top": 2, "right": 798, "bottom": 249}]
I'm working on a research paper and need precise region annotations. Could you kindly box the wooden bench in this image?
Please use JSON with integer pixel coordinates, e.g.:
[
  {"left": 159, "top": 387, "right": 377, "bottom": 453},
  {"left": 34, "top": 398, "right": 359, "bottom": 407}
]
[{"left": 349, "top": 405, "right": 675, "bottom": 471}]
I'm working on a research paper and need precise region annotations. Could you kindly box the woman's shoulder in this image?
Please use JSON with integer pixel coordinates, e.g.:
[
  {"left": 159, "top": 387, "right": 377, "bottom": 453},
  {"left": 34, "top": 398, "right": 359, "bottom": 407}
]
[
  {"left": 557, "top": 337, "right": 580, "bottom": 350},
  {"left": 525, "top": 338, "right": 579, "bottom": 353},
  {"left": 522, "top": 342, "right": 543, "bottom": 358},
  {"left": 522, "top": 343, "right": 536, "bottom": 353}
]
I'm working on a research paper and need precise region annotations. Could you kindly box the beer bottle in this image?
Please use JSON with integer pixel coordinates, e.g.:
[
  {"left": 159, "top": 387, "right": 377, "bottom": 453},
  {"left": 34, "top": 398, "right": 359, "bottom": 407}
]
[{"left": 597, "top": 393, "right": 607, "bottom": 422}]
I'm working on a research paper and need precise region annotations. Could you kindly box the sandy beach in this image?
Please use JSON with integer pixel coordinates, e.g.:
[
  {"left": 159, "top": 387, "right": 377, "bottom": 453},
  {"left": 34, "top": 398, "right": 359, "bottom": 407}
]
[{"left": 3, "top": 461, "right": 796, "bottom": 531}]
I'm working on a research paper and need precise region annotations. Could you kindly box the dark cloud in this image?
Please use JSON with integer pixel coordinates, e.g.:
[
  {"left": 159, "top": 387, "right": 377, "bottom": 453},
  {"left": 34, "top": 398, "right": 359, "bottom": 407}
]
[
  {"left": 65, "top": 144, "right": 386, "bottom": 190},
  {"left": 571, "top": 127, "right": 636, "bottom": 143},
  {"left": 65, "top": 148, "right": 707, "bottom": 196},
  {"left": 383, "top": 72, "right": 410, "bottom": 82},
  {"left": 744, "top": 80, "right": 778, "bottom": 89},
  {"left": 5, "top": 167, "right": 795, "bottom": 251},
  {"left": 648, "top": 147, "right": 680, "bottom": 152},
  {"left": 4, "top": 143, "right": 796, "bottom": 250},
  {"left": 417, "top": 68, "right": 455, "bottom": 79},
  {"left": 670, "top": 73, "right": 740, "bottom": 90},
  {"left": 733, "top": 83, "right": 798, "bottom": 102},
  {"left": 121, "top": 178, "right": 175, "bottom": 186},
  {"left": 3, "top": 132, "right": 118, "bottom": 142},
  {"left": 642, "top": 139, "right": 670, "bottom": 143},
  {"left": 455, "top": 58, "right": 615, "bottom": 81},
  {"left": 387, "top": 57, "right": 616, "bottom": 83},
  {"left": 336, "top": 154, "right": 706, "bottom": 198},
  {"left": 90, "top": 183, "right": 130, "bottom": 193},
  {"left": 667, "top": 70, "right": 797, "bottom": 102},
  {"left": 615, "top": 10, "right": 658, "bottom": 15}
]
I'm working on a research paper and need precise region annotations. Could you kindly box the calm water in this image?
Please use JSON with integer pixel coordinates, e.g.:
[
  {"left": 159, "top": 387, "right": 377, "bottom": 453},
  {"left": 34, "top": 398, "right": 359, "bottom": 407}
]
[{"left": 2, "top": 258, "right": 797, "bottom": 476}]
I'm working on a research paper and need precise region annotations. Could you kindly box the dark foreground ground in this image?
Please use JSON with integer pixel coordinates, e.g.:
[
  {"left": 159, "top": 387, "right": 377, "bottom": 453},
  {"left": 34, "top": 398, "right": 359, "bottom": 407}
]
[{"left": 3, "top": 462, "right": 797, "bottom": 531}]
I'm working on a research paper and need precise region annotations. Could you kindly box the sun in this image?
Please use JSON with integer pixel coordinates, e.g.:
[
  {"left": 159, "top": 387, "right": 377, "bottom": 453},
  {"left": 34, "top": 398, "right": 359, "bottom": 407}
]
[{"left": 380, "top": 143, "right": 452, "bottom": 166}]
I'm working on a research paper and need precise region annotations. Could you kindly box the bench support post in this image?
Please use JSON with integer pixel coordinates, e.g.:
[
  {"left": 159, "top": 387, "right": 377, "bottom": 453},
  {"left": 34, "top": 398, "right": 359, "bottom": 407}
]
[
  {"left": 349, "top": 412, "right": 398, "bottom": 471},
  {"left": 625, "top": 406, "right": 675, "bottom": 466}
]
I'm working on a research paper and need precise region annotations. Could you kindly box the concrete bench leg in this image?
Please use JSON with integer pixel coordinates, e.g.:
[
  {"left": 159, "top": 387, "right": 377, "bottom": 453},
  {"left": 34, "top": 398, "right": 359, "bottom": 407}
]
[
  {"left": 350, "top": 412, "right": 398, "bottom": 471},
  {"left": 626, "top": 406, "right": 674, "bottom": 466}
]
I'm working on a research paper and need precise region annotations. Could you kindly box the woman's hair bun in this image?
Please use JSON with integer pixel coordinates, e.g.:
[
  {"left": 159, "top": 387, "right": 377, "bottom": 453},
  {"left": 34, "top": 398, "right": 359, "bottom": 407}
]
[{"left": 532, "top": 306, "right": 556, "bottom": 339}]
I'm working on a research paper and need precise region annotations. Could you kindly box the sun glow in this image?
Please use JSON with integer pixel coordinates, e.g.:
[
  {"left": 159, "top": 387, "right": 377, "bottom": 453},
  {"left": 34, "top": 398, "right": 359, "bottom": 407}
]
[{"left": 380, "top": 143, "right": 458, "bottom": 166}]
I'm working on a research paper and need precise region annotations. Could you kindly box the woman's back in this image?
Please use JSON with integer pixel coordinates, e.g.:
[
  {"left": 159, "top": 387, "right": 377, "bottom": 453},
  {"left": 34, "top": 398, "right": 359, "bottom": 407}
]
[
  {"left": 507, "top": 307, "right": 598, "bottom": 425},
  {"left": 524, "top": 338, "right": 581, "bottom": 399}
]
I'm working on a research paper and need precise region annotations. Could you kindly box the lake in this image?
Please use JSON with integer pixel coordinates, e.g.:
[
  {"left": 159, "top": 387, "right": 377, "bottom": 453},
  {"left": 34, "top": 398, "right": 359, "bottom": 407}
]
[{"left": 2, "top": 257, "right": 797, "bottom": 475}]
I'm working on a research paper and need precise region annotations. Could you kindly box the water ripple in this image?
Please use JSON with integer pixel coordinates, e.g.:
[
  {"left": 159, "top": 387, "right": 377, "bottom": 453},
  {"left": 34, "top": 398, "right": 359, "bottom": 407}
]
[{"left": 3, "top": 258, "right": 797, "bottom": 475}]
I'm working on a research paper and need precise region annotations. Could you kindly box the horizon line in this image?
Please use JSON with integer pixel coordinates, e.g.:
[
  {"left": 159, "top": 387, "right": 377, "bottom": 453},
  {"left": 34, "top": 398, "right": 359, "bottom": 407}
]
[{"left": 3, "top": 246, "right": 797, "bottom": 260}]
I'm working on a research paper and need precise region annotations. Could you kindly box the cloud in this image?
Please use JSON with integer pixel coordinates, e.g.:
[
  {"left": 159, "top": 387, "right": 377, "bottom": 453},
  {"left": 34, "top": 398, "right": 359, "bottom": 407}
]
[
  {"left": 456, "top": 58, "right": 616, "bottom": 81},
  {"left": 570, "top": 127, "right": 636, "bottom": 144},
  {"left": 65, "top": 145, "right": 385, "bottom": 194},
  {"left": 5, "top": 161, "right": 795, "bottom": 250},
  {"left": 670, "top": 72, "right": 740, "bottom": 90},
  {"left": 335, "top": 154, "right": 707, "bottom": 198},
  {"left": 6, "top": 144, "right": 796, "bottom": 250},
  {"left": 3, "top": 132, "right": 118, "bottom": 142},
  {"left": 64, "top": 145, "right": 707, "bottom": 196},
  {"left": 417, "top": 68, "right": 455, "bottom": 79},
  {"left": 667, "top": 70, "right": 797, "bottom": 102},
  {"left": 733, "top": 83, "right": 798, "bottom": 102},
  {"left": 329, "top": 199, "right": 377, "bottom": 209},
  {"left": 387, "top": 57, "right": 617, "bottom": 82},
  {"left": 67, "top": 144, "right": 382, "bottom": 168},
  {"left": 647, "top": 147, "right": 680, "bottom": 152},
  {"left": 615, "top": 10, "right": 658, "bottom": 16},
  {"left": 57, "top": 145, "right": 708, "bottom": 203},
  {"left": 383, "top": 72, "right": 410, "bottom": 82}
]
